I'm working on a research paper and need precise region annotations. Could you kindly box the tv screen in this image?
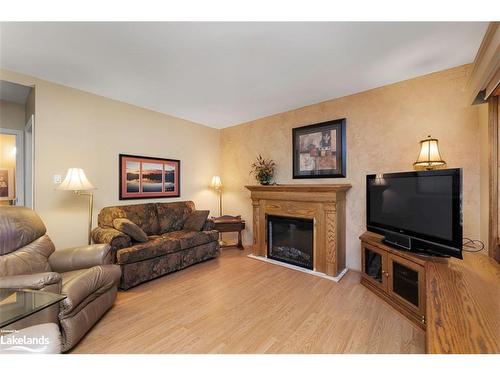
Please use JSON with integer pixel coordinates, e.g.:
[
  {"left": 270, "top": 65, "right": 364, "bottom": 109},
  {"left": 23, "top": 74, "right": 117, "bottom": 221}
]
[{"left": 367, "top": 169, "right": 462, "bottom": 258}]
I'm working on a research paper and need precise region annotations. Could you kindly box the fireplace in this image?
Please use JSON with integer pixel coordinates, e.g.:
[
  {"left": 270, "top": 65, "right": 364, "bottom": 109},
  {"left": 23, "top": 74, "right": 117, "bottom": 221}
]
[
  {"left": 246, "top": 184, "right": 350, "bottom": 278},
  {"left": 267, "top": 215, "right": 313, "bottom": 270}
]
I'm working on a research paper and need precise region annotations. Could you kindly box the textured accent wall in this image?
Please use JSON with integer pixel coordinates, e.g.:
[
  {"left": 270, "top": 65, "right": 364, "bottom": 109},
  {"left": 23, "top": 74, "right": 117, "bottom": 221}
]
[{"left": 220, "top": 64, "right": 480, "bottom": 270}]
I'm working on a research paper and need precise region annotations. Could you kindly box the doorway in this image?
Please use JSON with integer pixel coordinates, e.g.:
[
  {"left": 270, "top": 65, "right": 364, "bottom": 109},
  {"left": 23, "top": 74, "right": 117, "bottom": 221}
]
[
  {"left": 0, "top": 80, "right": 35, "bottom": 207},
  {"left": 0, "top": 129, "right": 23, "bottom": 205}
]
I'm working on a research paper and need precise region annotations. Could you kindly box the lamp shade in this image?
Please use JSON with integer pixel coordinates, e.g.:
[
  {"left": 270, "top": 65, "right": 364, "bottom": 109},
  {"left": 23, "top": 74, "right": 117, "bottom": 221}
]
[
  {"left": 413, "top": 135, "right": 446, "bottom": 170},
  {"left": 57, "top": 168, "right": 95, "bottom": 191},
  {"left": 210, "top": 175, "right": 222, "bottom": 190}
]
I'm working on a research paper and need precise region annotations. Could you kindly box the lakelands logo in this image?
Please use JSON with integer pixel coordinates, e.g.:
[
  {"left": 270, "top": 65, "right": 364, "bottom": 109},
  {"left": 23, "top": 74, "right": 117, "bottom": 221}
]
[
  {"left": 1, "top": 334, "right": 50, "bottom": 346},
  {"left": 0, "top": 329, "right": 51, "bottom": 353}
]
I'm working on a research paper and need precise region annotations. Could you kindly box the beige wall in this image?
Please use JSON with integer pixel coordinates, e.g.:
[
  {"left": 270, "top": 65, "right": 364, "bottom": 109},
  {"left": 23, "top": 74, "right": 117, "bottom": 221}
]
[
  {"left": 220, "top": 65, "right": 480, "bottom": 270},
  {"left": 0, "top": 99, "right": 25, "bottom": 131},
  {"left": 0, "top": 69, "right": 221, "bottom": 249},
  {"left": 478, "top": 103, "right": 489, "bottom": 250}
]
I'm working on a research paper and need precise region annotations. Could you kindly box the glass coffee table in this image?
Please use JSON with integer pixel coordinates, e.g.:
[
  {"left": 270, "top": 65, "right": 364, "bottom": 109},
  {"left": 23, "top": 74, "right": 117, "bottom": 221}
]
[{"left": 0, "top": 289, "right": 66, "bottom": 329}]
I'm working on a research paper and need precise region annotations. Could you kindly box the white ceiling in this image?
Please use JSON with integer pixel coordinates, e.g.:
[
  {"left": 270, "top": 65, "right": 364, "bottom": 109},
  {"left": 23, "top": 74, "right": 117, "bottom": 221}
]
[
  {"left": 0, "top": 80, "right": 31, "bottom": 104},
  {"left": 0, "top": 22, "right": 488, "bottom": 128}
]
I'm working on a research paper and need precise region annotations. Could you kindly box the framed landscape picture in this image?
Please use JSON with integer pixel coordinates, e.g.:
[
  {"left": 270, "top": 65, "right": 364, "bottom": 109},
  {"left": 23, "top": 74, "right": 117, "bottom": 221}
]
[
  {"left": 119, "top": 154, "right": 180, "bottom": 200},
  {"left": 292, "top": 118, "right": 346, "bottom": 179}
]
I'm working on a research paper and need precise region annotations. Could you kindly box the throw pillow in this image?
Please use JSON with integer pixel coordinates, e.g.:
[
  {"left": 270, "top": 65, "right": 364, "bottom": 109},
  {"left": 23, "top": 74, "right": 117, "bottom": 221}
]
[
  {"left": 113, "top": 218, "right": 148, "bottom": 242},
  {"left": 183, "top": 210, "right": 210, "bottom": 231}
]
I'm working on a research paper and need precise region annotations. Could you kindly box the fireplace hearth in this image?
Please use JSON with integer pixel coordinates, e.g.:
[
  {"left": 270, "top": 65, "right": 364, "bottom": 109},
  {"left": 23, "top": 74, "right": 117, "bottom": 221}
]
[{"left": 267, "top": 215, "right": 313, "bottom": 269}]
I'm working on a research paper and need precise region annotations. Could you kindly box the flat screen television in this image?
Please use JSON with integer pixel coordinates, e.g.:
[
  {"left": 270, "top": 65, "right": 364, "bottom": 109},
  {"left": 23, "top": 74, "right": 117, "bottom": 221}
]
[{"left": 366, "top": 168, "right": 463, "bottom": 259}]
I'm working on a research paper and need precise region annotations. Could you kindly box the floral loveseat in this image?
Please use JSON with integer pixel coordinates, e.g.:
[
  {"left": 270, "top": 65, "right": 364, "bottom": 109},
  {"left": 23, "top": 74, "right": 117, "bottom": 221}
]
[{"left": 91, "top": 201, "right": 219, "bottom": 290}]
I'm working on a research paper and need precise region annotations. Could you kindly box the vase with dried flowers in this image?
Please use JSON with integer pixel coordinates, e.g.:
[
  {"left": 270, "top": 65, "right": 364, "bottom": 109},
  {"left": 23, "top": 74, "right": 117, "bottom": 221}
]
[{"left": 250, "top": 155, "right": 276, "bottom": 185}]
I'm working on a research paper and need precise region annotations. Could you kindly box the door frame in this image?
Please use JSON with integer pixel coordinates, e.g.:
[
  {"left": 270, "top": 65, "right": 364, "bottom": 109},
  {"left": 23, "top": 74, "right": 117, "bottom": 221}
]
[
  {"left": 24, "top": 114, "right": 35, "bottom": 209},
  {"left": 0, "top": 127, "right": 24, "bottom": 206},
  {"left": 488, "top": 96, "right": 500, "bottom": 262}
]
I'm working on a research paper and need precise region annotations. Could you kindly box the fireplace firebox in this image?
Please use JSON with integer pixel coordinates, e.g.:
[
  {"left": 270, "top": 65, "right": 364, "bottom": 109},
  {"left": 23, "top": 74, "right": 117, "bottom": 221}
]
[{"left": 267, "top": 215, "right": 313, "bottom": 270}]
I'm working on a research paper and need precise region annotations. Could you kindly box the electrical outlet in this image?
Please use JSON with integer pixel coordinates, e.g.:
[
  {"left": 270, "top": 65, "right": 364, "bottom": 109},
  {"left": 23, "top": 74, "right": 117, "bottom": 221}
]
[{"left": 53, "top": 174, "right": 62, "bottom": 184}]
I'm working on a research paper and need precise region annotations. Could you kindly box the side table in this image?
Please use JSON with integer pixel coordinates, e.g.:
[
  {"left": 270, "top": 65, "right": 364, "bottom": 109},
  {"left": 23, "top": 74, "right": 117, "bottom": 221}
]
[
  {"left": 213, "top": 215, "right": 246, "bottom": 250},
  {"left": 0, "top": 289, "right": 66, "bottom": 329}
]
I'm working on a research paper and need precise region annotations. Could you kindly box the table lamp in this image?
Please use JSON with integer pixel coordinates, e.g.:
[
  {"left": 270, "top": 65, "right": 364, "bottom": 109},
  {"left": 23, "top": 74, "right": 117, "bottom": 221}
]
[
  {"left": 413, "top": 135, "right": 446, "bottom": 170},
  {"left": 57, "top": 168, "right": 95, "bottom": 245},
  {"left": 210, "top": 175, "right": 223, "bottom": 217}
]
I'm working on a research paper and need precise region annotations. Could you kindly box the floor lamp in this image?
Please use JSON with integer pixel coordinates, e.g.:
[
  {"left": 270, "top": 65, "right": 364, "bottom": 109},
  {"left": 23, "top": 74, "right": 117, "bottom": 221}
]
[
  {"left": 210, "top": 175, "right": 226, "bottom": 246},
  {"left": 57, "top": 168, "right": 95, "bottom": 245},
  {"left": 210, "top": 175, "right": 223, "bottom": 217}
]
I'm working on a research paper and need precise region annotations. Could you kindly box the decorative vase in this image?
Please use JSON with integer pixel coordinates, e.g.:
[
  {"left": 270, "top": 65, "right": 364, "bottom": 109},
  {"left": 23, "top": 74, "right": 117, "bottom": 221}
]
[{"left": 257, "top": 172, "right": 273, "bottom": 185}]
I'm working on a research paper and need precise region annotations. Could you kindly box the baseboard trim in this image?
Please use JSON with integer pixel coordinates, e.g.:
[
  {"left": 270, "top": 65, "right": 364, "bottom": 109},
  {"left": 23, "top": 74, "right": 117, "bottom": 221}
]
[{"left": 247, "top": 253, "right": 348, "bottom": 282}]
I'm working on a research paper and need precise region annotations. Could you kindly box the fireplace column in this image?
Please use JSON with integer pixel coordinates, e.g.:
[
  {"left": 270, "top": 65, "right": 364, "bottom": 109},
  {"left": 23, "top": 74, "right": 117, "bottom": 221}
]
[
  {"left": 324, "top": 202, "right": 338, "bottom": 276},
  {"left": 251, "top": 199, "right": 264, "bottom": 256}
]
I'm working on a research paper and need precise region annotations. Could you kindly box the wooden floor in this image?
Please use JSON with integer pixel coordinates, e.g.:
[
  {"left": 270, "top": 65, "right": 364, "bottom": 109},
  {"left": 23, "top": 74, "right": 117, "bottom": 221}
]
[{"left": 72, "top": 248, "right": 425, "bottom": 354}]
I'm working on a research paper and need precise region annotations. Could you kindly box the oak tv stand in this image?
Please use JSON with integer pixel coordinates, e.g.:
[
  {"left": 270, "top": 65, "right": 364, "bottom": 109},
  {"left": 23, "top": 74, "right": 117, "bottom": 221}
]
[
  {"left": 360, "top": 231, "right": 500, "bottom": 353},
  {"left": 360, "top": 231, "right": 429, "bottom": 329}
]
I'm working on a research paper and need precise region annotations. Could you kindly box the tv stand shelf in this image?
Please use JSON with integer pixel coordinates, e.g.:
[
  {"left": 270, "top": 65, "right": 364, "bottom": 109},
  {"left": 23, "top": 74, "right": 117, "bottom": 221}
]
[{"left": 360, "top": 231, "right": 500, "bottom": 353}]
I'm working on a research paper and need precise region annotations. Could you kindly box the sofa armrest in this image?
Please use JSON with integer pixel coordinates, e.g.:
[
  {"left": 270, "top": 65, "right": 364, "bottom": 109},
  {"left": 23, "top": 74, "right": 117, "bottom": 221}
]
[
  {"left": 48, "top": 244, "right": 113, "bottom": 273},
  {"left": 0, "top": 272, "right": 62, "bottom": 291},
  {"left": 203, "top": 218, "right": 216, "bottom": 231},
  {"left": 91, "top": 226, "right": 131, "bottom": 250}
]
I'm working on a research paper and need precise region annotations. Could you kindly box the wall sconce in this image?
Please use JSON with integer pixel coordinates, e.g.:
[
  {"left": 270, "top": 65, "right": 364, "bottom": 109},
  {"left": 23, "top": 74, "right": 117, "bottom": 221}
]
[{"left": 413, "top": 135, "right": 446, "bottom": 170}]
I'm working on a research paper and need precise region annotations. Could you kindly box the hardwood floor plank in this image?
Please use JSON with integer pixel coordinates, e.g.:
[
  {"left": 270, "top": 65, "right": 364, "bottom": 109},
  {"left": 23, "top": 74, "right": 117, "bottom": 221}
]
[{"left": 71, "top": 248, "right": 425, "bottom": 354}]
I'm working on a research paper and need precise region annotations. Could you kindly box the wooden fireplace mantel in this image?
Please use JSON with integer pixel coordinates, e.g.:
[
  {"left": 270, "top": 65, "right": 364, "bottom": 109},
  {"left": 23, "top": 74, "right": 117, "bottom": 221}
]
[{"left": 246, "top": 184, "right": 351, "bottom": 277}]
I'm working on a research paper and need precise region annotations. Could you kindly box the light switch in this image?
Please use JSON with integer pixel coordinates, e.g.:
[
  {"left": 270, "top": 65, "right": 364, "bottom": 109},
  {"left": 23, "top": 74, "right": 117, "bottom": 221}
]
[{"left": 53, "top": 174, "right": 62, "bottom": 184}]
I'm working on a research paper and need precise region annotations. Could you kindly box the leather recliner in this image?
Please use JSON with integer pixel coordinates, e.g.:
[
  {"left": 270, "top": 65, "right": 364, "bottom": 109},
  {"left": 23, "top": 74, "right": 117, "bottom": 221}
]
[{"left": 0, "top": 206, "right": 121, "bottom": 352}]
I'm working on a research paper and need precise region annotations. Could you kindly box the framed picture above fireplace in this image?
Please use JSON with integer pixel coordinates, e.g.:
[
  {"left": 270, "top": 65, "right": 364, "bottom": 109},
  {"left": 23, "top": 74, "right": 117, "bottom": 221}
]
[
  {"left": 119, "top": 154, "right": 180, "bottom": 200},
  {"left": 292, "top": 118, "right": 346, "bottom": 178}
]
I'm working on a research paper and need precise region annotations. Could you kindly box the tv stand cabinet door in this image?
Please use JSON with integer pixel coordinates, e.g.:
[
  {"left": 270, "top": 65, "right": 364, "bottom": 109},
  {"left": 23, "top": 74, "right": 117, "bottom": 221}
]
[
  {"left": 387, "top": 253, "right": 426, "bottom": 321},
  {"left": 361, "top": 243, "right": 388, "bottom": 292}
]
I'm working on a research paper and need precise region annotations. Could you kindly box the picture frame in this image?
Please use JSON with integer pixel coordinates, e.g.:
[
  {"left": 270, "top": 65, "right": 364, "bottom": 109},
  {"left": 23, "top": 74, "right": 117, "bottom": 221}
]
[
  {"left": 119, "top": 154, "right": 180, "bottom": 200},
  {"left": 292, "top": 118, "right": 346, "bottom": 179},
  {"left": 0, "top": 167, "right": 15, "bottom": 201}
]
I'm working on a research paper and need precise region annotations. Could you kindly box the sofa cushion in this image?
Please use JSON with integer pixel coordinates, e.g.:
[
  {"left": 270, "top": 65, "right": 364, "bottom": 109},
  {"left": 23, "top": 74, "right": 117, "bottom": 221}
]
[
  {"left": 59, "top": 264, "right": 121, "bottom": 316},
  {"left": 183, "top": 210, "right": 210, "bottom": 231},
  {"left": 113, "top": 218, "right": 148, "bottom": 242},
  {"left": 116, "top": 237, "right": 181, "bottom": 264},
  {"left": 98, "top": 203, "right": 160, "bottom": 235},
  {"left": 162, "top": 230, "right": 219, "bottom": 250},
  {"left": 156, "top": 201, "right": 195, "bottom": 233}
]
